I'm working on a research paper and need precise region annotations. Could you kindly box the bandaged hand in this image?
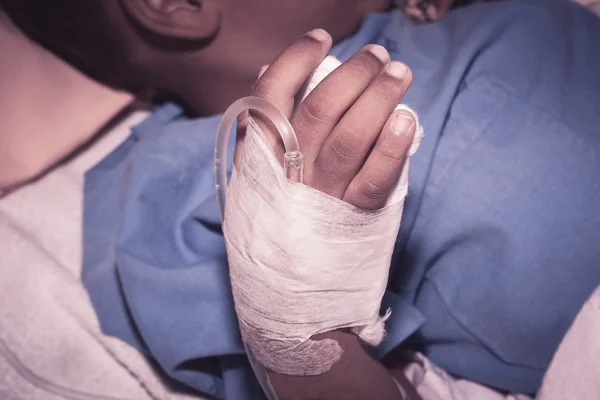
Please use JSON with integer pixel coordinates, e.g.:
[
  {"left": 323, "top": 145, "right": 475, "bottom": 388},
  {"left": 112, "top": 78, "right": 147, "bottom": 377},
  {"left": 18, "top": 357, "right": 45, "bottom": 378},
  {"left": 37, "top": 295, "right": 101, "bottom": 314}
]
[{"left": 226, "top": 29, "right": 421, "bottom": 381}]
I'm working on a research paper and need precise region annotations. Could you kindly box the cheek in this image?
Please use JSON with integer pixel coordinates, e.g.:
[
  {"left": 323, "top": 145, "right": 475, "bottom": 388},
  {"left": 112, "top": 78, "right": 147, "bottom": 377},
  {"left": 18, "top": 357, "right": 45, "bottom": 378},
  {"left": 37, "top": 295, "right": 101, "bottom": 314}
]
[
  {"left": 254, "top": 1, "right": 336, "bottom": 41},
  {"left": 226, "top": 1, "right": 364, "bottom": 72},
  {"left": 264, "top": 3, "right": 366, "bottom": 45}
]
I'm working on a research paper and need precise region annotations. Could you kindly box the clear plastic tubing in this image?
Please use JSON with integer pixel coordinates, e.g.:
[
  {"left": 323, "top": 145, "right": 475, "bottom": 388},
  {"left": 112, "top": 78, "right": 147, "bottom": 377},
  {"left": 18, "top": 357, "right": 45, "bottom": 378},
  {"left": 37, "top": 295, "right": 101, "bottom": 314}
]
[
  {"left": 213, "top": 96, "right": 303, "bottom": 400},
  {"left": 214, "top": 96, "right": 304, "bottom": 221}
]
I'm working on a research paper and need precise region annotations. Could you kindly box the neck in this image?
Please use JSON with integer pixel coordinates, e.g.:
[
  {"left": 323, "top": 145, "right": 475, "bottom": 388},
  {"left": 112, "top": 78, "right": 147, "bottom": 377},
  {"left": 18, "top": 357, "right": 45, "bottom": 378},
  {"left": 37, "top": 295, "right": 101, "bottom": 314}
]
[
  {"left": 151, "top": 0, "right": 394, "bottom": 117},
  {"left": 157, "top": 65, "right": 257, "bottom": 117}
]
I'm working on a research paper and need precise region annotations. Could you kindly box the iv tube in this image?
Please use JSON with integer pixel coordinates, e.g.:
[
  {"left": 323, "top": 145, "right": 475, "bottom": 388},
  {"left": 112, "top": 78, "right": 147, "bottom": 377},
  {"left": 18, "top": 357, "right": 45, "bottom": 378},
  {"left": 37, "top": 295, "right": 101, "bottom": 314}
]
[
  {"left": 213, "top": 96, "right": 303, "bottom": 400},
  {"left": 214, "top": 96, "right": 304, "bottom": 221}
]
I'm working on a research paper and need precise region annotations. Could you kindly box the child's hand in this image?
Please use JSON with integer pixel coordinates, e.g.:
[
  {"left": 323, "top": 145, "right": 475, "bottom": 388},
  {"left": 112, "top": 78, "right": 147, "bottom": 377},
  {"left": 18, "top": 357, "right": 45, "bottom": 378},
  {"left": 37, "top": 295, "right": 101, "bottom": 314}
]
[{"left": 234, "top": 29, "right": 416, "bottom": 210}]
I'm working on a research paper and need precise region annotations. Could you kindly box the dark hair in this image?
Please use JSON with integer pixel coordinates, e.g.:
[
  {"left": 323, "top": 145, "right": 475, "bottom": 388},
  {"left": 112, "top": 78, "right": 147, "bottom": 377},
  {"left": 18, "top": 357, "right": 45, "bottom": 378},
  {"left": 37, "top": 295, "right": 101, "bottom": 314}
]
[{"left": 1, "top": 0, "right": 131, "bottom": 88}]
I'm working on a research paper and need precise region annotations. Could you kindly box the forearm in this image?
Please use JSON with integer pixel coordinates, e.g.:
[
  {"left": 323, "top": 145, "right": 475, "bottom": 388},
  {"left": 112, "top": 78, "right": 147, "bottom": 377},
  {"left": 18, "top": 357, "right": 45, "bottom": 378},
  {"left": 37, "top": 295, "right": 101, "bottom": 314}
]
[{"left": 266, "top": 331, "right": 422, "bottom": 400}]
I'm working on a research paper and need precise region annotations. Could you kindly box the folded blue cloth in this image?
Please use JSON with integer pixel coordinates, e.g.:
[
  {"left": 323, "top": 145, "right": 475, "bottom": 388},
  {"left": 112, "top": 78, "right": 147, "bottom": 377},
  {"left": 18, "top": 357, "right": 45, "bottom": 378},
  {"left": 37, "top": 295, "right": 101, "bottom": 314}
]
[{"left": 83, "top": 1, "right": 600, "bottom": 398}]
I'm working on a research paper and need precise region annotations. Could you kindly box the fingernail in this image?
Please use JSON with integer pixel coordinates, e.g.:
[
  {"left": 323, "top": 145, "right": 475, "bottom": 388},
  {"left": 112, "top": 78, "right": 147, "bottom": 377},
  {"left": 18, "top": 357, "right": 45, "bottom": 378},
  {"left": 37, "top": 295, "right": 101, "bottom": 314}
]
[
  {"left": 386, "top": 61, "right": 407, "bottom": 78},
  {"left": 392, "top": 112, "right": 415, "bottom": 136},
  {"left": 307, "top": 29, "right": 330, "bottom": 42},
  {"left": 368, "top": 44, "right": 390, "bottom": 63},
  {"left": 258, "top": 64, "right": 269, "bottom": 79}
]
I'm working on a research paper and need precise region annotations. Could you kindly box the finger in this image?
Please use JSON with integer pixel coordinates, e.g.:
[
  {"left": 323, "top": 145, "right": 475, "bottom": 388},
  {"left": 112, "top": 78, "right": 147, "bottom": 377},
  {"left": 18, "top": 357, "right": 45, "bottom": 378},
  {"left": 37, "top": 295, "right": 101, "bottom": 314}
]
[
  {"left": 292, "top": 44, "right": 390, "bottom": 184},
  {"left": 234, "top": 64, "right": 270, "bottom": 168},
  {"left": 311, "top": 61, "right": 412, "bottom": 198},
  {"left": 342, "top": 109, "right": 416, "bottom": 210},
  {"left": 427, "top": 0, "right": 454, "bottom": 21},
  {"left": 251, "top": 29, "right": 332, "bottom": 157},
  {"left": 400, "top": 0, "right": 429, "bottom": 22},
  {"left": 254, "top": 30, "right": 331, "bottom": 117},
  {"left": 403, "top": 5, "right": 427, "bottom": 23}
]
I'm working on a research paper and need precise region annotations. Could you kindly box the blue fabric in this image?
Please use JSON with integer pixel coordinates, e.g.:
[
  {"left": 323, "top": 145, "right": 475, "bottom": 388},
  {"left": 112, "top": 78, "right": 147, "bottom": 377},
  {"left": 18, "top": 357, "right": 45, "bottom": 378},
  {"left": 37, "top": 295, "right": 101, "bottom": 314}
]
[{"left": 83, "top": 0, "right": 600, "bottom": 398}]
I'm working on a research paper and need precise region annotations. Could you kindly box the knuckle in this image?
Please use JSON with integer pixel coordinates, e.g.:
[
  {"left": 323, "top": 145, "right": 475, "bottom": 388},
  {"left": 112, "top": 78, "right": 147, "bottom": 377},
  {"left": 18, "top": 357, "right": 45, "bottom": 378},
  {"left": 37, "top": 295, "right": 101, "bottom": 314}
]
[
  {"left": 299, "top": 96, "right": 336, "bottom": 124},
  {"left": 329, "top": 134, "right": 363, "bottom": 165},
  {"left": 310, "top": 160, "right": 351, "bottom": 199},
  {"left": 357, "top": 171, "right": 392, "bottom": 202},
  {"left": 253, "top": 77, "right": 279, "bottom": 99},
  {"left": 377, "top": 141, "right": 406, "bottom": 161},
  {"left": 378, "top": 78, "right": 406, "bottom": 102}
]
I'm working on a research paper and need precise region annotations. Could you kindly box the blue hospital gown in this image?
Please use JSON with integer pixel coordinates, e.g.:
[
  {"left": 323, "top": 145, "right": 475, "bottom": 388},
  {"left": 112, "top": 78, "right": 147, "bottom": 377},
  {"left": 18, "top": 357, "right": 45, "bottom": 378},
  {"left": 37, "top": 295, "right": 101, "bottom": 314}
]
[{"left": 82, "top": 0, "right": 600, "bottom": 398}]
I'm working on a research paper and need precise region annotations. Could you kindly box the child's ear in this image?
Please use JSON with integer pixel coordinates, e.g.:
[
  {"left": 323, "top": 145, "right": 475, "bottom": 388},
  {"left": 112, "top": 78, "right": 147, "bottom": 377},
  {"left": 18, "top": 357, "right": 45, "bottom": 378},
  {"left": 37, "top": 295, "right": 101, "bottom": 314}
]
[{"left": 120, "top": 0, "right": 220, "bottom": 40}]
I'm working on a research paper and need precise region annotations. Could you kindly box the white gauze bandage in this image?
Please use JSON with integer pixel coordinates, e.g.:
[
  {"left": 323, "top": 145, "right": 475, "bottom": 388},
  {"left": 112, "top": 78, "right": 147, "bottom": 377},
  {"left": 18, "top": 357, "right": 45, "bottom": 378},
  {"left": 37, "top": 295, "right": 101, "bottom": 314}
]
[{"left": 223, "top": 56, "right": 423, "bottom": 376}]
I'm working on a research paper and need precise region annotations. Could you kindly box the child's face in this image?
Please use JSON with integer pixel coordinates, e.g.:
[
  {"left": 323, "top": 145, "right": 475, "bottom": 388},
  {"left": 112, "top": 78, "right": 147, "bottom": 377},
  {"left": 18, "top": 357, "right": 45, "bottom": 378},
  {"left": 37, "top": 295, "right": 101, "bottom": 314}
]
[
  {"left": 2, "top": 0, "right": 391, "bottom": 112},
  {"left": 129, "top": 0, "right": 393, "bottom": 113}
]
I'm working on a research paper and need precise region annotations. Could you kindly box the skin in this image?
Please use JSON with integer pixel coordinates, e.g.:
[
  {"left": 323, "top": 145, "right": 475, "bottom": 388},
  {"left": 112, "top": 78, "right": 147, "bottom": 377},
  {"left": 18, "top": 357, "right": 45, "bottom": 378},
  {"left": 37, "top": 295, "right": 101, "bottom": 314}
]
[
  {"left": 236, "top": 30, "right": 419, "bottom": 398},
  {"left": 3, "top": 0, "right": 455, "bottom": 114},
  {"left": 1, "top": 0, "right": 393, "bottom": 112},
  {"left": 119, "top": 0, "right": 453, "bottom": 114},
  {"left": 2, "top": 0, "right": 441, "bottom": 397},
  {"left": 3, "top": 0, "right": 423, "bottom": 207},
  {"left": 401, "top": 0, "right": 457, "bottom": 22},
  {"left": 131, "top": 0, "right": 392, "bottom": 115}
]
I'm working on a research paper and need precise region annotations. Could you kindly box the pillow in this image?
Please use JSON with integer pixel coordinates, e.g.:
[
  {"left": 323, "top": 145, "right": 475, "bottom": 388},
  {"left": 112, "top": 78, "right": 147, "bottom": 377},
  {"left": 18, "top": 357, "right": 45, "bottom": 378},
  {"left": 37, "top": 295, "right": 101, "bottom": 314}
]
[{"left": 0, "top": 10, "right": 133, "bottom": 194}]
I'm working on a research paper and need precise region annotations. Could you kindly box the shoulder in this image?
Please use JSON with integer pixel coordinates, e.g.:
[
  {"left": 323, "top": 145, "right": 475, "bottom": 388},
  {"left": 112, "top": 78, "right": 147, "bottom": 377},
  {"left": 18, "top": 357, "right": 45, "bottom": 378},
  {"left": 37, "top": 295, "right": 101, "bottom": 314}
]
[
  {"left": 418, "top": 0, "right": 600, "bottom": 248},
  {"left": 459, "top": 0, "right": 600, "bottom": 128}
]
